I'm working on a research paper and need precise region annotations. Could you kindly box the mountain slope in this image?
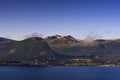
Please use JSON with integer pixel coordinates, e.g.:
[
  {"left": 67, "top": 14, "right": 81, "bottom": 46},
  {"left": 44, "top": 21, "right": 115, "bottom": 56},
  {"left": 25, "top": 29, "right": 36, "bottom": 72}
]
[
  {"left": 46, "top": 35, "right": 120, "bottom": 60},
  {"left": 1, "top": 35, "right": 120, "bottom": 66},
  {"left": 0, "top": 37, "right": 57, "bottom": 62},
  {"left": 0, "top": 37, "right": 15, "bottom": 44}
]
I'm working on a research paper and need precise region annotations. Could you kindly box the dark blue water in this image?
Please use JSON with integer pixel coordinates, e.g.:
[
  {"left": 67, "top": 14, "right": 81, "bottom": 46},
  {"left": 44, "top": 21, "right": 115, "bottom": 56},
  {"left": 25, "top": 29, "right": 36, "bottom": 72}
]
[{"left": 0, "top": 66, "right": 120, "bottom": 80}]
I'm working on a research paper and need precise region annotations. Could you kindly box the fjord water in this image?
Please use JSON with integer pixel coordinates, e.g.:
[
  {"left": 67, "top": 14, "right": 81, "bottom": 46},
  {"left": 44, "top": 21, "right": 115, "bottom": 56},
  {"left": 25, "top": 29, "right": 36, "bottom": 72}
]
[{"left": 0, "top": 66, "right": 120, "bottom": 80}]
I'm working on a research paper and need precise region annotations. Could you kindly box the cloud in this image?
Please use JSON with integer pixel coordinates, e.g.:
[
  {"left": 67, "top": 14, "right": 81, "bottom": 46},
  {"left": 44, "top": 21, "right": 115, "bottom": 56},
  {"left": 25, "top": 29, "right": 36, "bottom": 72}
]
[
  {"left": 24, "top": 33, "right": 44, "bottom": 39},
  {"left": 81, "top": 34, "right": 102, "bottom": 46}
]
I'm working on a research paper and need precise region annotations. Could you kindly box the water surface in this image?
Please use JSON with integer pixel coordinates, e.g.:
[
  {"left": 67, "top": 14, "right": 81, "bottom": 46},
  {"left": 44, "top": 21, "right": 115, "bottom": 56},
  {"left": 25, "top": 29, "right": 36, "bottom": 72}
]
[{"left": 0, "top": 66, "right": 120, "bottom": 80}]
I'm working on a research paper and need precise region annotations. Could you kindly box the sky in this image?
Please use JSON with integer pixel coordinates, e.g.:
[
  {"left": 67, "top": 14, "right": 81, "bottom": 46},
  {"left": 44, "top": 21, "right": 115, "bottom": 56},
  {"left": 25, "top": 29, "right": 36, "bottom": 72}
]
[{"left": 1, "top": 0, "right": 120, "bottom": 40}]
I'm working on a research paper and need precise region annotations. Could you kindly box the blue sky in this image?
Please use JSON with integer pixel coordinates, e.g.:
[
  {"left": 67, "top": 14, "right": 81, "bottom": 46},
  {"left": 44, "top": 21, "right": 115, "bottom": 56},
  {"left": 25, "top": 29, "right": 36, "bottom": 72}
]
[{"left": 0, "top": 0, "right": 120, "bottom": 40}]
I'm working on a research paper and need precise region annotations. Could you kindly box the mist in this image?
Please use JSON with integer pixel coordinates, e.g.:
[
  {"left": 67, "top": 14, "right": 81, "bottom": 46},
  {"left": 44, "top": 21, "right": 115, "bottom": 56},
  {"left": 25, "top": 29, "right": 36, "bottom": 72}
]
[
  {"left": 24, "top": 33, "right": 44, "bottom": 39},
  {"left": 82, "top": 35, "right": 97, "bottom": 46}
]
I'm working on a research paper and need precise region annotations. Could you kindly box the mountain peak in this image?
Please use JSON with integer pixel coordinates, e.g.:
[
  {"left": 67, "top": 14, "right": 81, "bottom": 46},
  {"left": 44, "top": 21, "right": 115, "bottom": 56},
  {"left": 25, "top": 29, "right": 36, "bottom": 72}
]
[
  {"left": 23, "top": 37, "right": 44, "bottom": 42},
  {"left": 46, "top": 35, "right": 63, "bottom": 40},
  {"left": 63, "top": 35, "right": 76, "bottom": 40},
  {"left": 46, "top": 35, "right": 76, "bottom": 41}
]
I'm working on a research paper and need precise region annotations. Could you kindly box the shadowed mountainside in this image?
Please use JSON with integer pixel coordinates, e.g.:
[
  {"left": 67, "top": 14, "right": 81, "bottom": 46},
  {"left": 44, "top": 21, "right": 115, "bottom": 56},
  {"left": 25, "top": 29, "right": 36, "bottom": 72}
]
[
  {"left": 45, "top": 35, "right": 120, "bottom": 60},
  {"left": 0, "top": 37, "right": 15, "bottom": 44},
  {"left": 1, "top": 36, "right": 120, "bottom": 66},
  {"left": 0, "top": 37, "right": 57, "bottom": 62}
]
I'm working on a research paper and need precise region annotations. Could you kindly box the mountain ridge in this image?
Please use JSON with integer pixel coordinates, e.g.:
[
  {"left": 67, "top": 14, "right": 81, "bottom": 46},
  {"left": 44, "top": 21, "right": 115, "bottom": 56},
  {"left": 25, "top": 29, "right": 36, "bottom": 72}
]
[{"left": 1, "top": 35, "right": 120, "bottom": 66}]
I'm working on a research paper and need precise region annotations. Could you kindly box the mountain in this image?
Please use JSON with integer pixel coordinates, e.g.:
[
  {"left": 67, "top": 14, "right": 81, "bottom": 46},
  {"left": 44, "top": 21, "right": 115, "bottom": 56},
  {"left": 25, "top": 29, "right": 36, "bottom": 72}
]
[
  {"left": 46, "top": 35, "right": 76, "bottom": 40},
  {"left": 0, "top": 37, "right": 76, "bottom": 66},
  {"left": 1, "top": 35, "right": 120, "bottom": 66},
  {"left": 0, "top": 37, "right": 15, "bottom": 43},
  {"left": 0, "top": 37, "right": 58, "bottom": 62},
  {"left": 45, "top": 35, "right": 120, "bottom": 60},
  {"left": 45, "top": 35, "right": 79, "bottom": 52}
]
